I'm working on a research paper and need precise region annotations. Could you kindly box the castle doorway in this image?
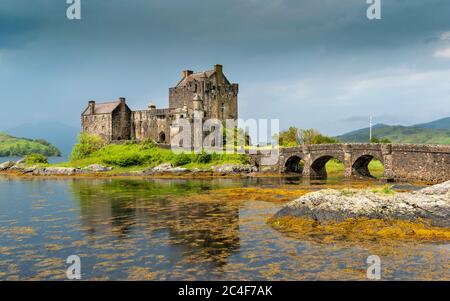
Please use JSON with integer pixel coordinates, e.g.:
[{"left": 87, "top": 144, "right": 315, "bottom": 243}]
[{"left": 159, "top": 132, "right": 166, "bottom": 143}]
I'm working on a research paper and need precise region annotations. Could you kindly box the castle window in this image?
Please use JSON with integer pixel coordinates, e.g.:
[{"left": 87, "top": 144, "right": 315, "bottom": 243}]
[{"left": 221, "top": 103, "right": 225, "bottom": 118}]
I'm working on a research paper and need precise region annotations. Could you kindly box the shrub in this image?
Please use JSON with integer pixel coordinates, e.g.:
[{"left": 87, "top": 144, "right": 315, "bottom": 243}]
[
  {"left": 173, "top": 153, "right": 192, "bottom": 166},
  {"left": 70, "top": 133, "right": 106, "bottom": 161},
  {"left": 25, "top": 153, "right": 48, "bottom": 164},
  {"left": 102, "top": 153, "right": 145, "bottom": 167},
  {"left": 195, "top": 152, "right": 212, "bottom": 164}
]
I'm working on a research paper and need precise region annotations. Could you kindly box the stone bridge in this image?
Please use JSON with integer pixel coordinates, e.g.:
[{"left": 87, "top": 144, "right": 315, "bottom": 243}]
[{"left": 250, "top": 143, "right": 450, "bottom": 183}]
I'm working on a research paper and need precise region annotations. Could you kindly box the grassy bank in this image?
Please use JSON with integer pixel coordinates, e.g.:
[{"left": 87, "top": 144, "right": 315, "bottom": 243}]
[{"left": 50, "top": 141, "right": 249, "bottom": 172}]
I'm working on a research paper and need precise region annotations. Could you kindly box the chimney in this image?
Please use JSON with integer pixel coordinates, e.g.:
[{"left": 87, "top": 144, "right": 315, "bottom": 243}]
[
  {"left": 148, "top": 103, "right": 156, "bottom": 113},
  {"left": 182, "top": 70, "right": 193, "bottom": 78},
  {"left": 119, "top": 97, "right": 126, "bottom": 103},
  {"left": 88, "top": 100, "right": 95, "bottom": 114},
  {"left": 214, "top": 64, "right": 223, "bottom": 84}
]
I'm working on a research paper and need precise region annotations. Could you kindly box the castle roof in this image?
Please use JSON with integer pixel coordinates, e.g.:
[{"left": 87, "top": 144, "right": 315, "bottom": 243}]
[
  {"left": 175, "top": 70, "right": 215, "bottom": 87},
  {"left": 82, "top": 101, "right": 121, "bottom": 115}
]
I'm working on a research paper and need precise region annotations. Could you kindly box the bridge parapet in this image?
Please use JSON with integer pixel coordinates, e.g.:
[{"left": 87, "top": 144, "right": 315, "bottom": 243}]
[{"left": 250, "top": 143, "right": 450, "bottom": 183}]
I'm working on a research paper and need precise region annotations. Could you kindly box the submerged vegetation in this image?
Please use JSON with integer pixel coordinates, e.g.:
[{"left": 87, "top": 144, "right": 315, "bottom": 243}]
[{"left": 269, "top": 216, "right": 450, "bottom": 242}]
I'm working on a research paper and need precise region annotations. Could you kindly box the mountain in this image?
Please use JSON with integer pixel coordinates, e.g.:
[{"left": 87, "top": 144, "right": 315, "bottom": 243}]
[
  {"left": 336, "top": 122, "right": 450, "bottom": 145},
  {"left": 414, "top": 117, "right": 450, "bottom": 130},
  {"left": 5, "top": 122, "right": 79, "bottom": 158},
  {"left": 0, "top": 132, "right": 61, "bottom": 157}
]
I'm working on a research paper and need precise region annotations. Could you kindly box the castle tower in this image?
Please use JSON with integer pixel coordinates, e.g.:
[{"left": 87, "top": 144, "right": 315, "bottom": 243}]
[{"left": 168, "top": 64, "right": 238, "bottom": 122}]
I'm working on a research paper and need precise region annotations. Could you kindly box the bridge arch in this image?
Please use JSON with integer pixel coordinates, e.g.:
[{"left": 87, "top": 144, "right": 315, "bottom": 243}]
[
  {"left": 352, "top": 154, "right": 384, "bottom": 178},
  {"left": 283, "top": 155, "right": 304, "bottom": 173},
  {"left": 310, "top": 155, "right": 344, "bottom": 179}
]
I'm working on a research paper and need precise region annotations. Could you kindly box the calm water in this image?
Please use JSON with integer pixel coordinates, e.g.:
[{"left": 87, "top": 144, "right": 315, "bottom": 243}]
[
  {"left": 0, "top": 176, "right": 448, "bottom": 280},
  {"left": 1, "top": 156, "right": 68, "bottom": 164}
]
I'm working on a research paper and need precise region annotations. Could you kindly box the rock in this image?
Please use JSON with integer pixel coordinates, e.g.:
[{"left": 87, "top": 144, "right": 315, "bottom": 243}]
[
  {"left": 84, "top": 164, "right": 113, "bottom": 172},
  {"left": 15, "top": 158, "right": 25, "bottom": 164},
  {"left": 150, "top": 163, "right": 173, "bottom": 172},
  {"left": 416, "top": 181, "right": 450, "bottom": 195},
  {"left": 0, "top": 161, "right": 15, "bottom": 171},
  {"left": 33, "top": 167, "right": 78, "bottom": 176},
  {"left": 275, "top": 181, "right": 450, "bottom": 227},
  {"left": 146, "top": 163, "right": 189, "bottom": 173},
  {"left": 211, "top": 164, "right": 257, "bottom": 174}
]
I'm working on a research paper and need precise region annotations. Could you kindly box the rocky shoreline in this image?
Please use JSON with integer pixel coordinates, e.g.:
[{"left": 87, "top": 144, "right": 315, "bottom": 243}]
[
  {"left": 0, "top": 160, "right": 260, "bottom": 178},
  {"left": 275, "top": 180, "right": 450, "bottom": 227}
]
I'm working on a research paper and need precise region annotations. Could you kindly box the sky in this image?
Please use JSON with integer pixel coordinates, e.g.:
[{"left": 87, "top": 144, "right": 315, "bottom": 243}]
[{"left": 1, "top": 0, "right": 450, "bottom": 135}]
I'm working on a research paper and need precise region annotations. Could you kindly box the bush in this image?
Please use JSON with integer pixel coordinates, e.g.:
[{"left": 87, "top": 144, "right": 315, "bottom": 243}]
[
  {"left": 173, "top": 153, "right": 192, "bottom": 166},
  {"left": 195, "top": 152, "right": 212, "bottom": 164},
  {"left": 70, "top": 133, "right": 106, "bottom": 161},
  {"left": 25, "top": 153, "right": 48, "bottom": 164},
  {"left": 371, "top": 137, "right": 392, "bottom": 143},
  {"left": 102, "top": 153, "right": 145, "bottom": 167}
]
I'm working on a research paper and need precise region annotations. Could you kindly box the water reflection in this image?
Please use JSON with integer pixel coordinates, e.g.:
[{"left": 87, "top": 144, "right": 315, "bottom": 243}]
[
  {"left": 0, "top": 176, "right": 447, "bottom": 280},
  {"left": 70, "top": 179, "right": 241, "bottom": 267}
]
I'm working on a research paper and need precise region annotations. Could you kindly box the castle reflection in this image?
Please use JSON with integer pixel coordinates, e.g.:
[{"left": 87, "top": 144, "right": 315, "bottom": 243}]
[{"left": 70, "top": 178, "right": 241, "bottom": 266}]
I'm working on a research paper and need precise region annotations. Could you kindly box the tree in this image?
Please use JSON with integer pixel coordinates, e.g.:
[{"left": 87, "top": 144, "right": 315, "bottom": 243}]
[
  {"left": 70, "top": 133, "right": 106, "bottom": 161},
  {"left": 275, "top": 127, "right": 339, "bottom": 146},
  {"left": 299, "top": 128, "right": 339, "bottom": 145},
  {"left": 370, "top": 137, "right": 391, "bottom": 144},
  {"left": 276, "top": 126, "right": 300, "bottom": 147}
]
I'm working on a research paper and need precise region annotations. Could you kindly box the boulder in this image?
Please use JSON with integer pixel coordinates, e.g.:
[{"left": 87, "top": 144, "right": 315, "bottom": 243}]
[
  {"left": 275, "top": 181, "right": 450, "bottom": 227},
  {"left": 84, "top": 164, "right": 113, "bottom": 172},
  {"left": 147, "top": 163, "right": 189, "bottom": 173},
  {"left": 15, "top": 158, "right": 25, "bottom": 164},
  {"left": 33, "top": 167, "right": 78, "bottom": 176},
  {"left": 151, "top": 163, "right": 174, "bottom": 172},
  {"left": 211, "top": 164, "right": 258, "bottom": 174},
  {"left": 0, "top": 161, "right": 15, "bottom": 171}
]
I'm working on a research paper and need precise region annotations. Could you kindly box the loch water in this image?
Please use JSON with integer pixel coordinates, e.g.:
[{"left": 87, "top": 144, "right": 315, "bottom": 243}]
[{"left": 0, "top": 176, "right": 448, "bottom": 280}]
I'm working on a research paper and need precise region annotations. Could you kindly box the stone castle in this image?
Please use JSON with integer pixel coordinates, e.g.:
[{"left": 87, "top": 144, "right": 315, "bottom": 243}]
[{"left": 81, "top": 64, "right": 238, "bottom": 143}]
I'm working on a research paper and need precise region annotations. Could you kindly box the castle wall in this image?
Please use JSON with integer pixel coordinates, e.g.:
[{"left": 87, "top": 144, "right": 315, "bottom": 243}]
[
  {"left": 169, "top": 74, "right": 238, "bottom": 122},
  {"left": 82, "top": 114, "right": 113, "bottom": 142},
  {"left": 111, "top": 102, "right": 132, "bottom": 141},
  {"left": 81, "top": 65, "right": 238, "bottom": 145},
  {"left": 131, "top": 110, "right": 170, "bottom": 143}
]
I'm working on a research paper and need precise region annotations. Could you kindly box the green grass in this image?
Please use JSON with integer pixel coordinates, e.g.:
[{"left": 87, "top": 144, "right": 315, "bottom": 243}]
[
  {"left": 326, "top": 158, "right": 384, "bottom": 178},
  {"left": 51, "top": 142, "right": 249, "bottom": 172},
  {"left": 371, "top": 185, "right": 395, "bottom": 195},
  {"left": 0, "top": 132, "right": 61, "bottom": 157}
]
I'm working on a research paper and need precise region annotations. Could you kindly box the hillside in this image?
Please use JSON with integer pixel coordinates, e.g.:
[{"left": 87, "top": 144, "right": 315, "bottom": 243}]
[
  {"left": 0, "top": 132, "right": 61, "bottom": 157},
  {"left": 336, "top": 124, "right": 450, "bottom": 144},
  {"left": 414, "top": 117, "right": 450, "bottom": 130},
  {"left": 6, "top": 122, "right": 79, "bottom": 157}
]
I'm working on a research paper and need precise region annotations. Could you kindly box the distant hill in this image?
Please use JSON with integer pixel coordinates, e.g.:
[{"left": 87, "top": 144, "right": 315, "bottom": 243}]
[
  {"left": 336, "top": 121, "right": 450, "bottom": 145},
  {"left": 0, "top": 132, "right": 61, "bottom": 157},
  {"left": 414, "top": 117, "right": 450, "bottom": 130},
  {"left": 5, "top": 122, "right": 79, "bottom": 158}
]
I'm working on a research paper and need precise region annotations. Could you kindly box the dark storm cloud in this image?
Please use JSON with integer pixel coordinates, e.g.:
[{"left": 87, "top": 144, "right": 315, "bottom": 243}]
[
  {"left": 2, "top": 0, "right": 450, "bottom": 53},
  {"left": 1, "top": 0, "right": 450, "bottom": 134}
]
